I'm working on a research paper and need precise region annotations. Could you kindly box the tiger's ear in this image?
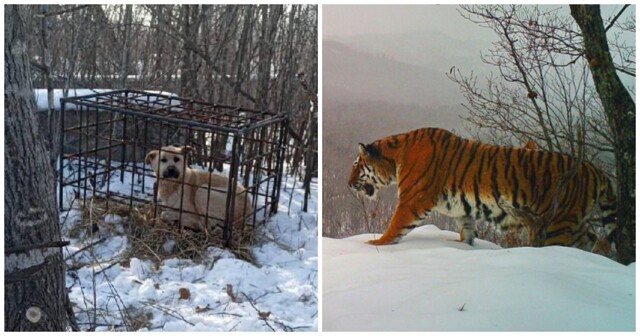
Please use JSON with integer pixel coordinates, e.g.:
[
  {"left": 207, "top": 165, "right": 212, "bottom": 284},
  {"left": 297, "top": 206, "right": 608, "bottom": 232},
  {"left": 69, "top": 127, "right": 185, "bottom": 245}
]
[
  {"left": 358, "top": 143, "right": 367, "bottom": 156},
  {"left": 358, "top": 143, "right": 380, "bottom": 158}
]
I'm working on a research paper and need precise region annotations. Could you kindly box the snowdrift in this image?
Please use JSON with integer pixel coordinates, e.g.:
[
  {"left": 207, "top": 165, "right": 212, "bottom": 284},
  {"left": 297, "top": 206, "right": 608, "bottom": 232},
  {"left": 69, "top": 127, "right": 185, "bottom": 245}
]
[
  {"left": 63, "top": 177, "right": 318, "bottom": 331},
  {"left": 323, "top": 225, "right": 634, "bottom": 331}
]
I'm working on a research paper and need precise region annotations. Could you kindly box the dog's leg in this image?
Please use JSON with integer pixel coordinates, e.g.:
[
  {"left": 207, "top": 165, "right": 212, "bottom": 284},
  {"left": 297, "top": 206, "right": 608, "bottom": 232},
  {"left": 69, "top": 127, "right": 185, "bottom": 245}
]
[
  {"left": 161, "top": 210, "right": 180, "bottom": 222},
  {"left": 203, "top": 223, "right": 210, "bottom": 241},
  {"left": 161, "top": 210, "right": 184, "bottom": 233}
]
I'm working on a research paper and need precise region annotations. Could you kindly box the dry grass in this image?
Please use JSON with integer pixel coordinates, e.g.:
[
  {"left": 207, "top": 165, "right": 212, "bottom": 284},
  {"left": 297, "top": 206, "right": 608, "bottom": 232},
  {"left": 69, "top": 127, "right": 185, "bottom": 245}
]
[{"left": 75, "top": 197, "right": 256, "bottom": 265}]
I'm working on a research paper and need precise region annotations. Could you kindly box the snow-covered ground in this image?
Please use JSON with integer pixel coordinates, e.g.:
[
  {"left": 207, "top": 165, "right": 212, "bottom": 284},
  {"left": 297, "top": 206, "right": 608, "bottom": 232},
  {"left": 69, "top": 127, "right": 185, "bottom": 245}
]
[
  {"left": 62, "top": 173, "right": 317, "bottom": 331},
  {"left": 323, "top": 225, "right": 635, "bottom": 331}
]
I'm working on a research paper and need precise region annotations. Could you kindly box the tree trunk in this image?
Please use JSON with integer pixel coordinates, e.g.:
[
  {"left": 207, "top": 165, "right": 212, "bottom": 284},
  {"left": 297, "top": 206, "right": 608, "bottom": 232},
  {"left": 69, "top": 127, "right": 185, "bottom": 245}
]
[
  {"left": 119, "top": 4, "right": 133, "bottom": 88},
  {"left": 152, "top": 5, "right": 165, "bottom": 80},
  {"left": 256, "top": 5, "right": 283, "bottom": 111},
  {"left": 233, "top": 6, "right": 253, "bottom": 104},
  {"left": 5, "top": 5, "right": 74, "bottom": 331},
  {"left": 180, "top": 4, "right": 200, "bottom": 99},
  {"left": 38, "top": 5, "right": 59, "bottom": 169},
  {"left": 570, "top": 5, "right": 635, "bottom": 265},
  {"left": 63, "top": 7, "right": 86, "bottom": 97}
]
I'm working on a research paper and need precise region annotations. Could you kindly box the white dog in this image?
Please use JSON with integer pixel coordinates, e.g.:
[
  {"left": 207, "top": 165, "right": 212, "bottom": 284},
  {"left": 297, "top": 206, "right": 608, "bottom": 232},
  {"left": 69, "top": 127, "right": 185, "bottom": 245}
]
[{"left": 145, "top": 145, "right": 248, "bottom": 238}]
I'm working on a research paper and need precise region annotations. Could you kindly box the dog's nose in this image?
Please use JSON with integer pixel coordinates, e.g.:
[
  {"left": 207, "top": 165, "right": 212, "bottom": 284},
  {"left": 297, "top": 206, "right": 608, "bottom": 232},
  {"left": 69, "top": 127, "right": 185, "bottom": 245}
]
[{"left": 163, "top": 166, "right": 180, "bottom": 178}]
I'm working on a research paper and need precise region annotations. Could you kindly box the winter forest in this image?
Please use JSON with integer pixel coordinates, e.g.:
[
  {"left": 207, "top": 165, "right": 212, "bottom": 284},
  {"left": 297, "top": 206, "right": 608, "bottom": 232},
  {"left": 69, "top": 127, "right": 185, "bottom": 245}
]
[
  {"left": 6, "top": 4, "right": 317, "bottom": 331},
  {"left": 323, "top": 4, "right": 635, "bottom": 263},
  {"left": 3, "top": 2, "right": 637, "bottom": 333},
  {"left": 323, "top": 4, "right": 634, "bottom": 332}
]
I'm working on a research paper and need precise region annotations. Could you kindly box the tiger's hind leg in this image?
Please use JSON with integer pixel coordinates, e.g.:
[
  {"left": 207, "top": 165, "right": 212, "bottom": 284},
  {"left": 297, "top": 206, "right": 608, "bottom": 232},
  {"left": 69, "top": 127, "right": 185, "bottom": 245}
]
[
  {"left": 367, "top": 203, "right": 429, "bottom": 245},
  {"left": 540, "top": 218, "right": 579, "bottom": 248},
  {"left": 455, "top": 216, "right": 476, "bottom": 245}
]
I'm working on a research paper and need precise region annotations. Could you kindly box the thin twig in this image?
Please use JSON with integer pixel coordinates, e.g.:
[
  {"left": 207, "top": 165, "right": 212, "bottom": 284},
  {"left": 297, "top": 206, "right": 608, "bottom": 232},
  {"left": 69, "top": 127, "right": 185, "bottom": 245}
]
[
  {"left": 95, "top": 260, "right": 120, "bottom": 276},
  {"left": 239, "top": 292, "right": 275, "bottom": 331},
  {"left": 36, "top": 4, "right": 91, "bottom": 17},
  {"left": 65, "top": 237, "right": 107, "bottom": 261},
  {"left": 141, "top": 300, "right": 195, "bottom": 326}
]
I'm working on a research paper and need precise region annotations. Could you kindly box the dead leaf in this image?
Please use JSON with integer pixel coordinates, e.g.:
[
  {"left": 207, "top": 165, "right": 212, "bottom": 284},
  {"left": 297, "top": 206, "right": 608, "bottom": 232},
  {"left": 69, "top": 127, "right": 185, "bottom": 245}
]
[
  {"left": 258, "top": 311, "right": 271, "bottom": 320},
  {"left": 226, "top": 284, "right": 239, "bottom": 303},
  {"left": 195, "top": 304, "right": 211, "bottom": 314},
  {"left": 179, "top": 287, "right": 190, "bottom": 300}
]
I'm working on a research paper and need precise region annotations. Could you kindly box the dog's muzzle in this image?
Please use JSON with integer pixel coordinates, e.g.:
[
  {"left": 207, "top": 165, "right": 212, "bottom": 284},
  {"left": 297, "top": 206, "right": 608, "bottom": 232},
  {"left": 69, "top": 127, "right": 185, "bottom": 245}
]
[{"left": 163, "top": 166, "right": 180, "bottom": 179}]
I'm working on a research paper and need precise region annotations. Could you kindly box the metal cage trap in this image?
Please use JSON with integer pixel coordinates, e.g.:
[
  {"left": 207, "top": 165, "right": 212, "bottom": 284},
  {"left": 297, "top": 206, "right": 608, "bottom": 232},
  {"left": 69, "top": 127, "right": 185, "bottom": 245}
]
[{"left": 57, "top": 89, "right": 289, "bottom": 246}]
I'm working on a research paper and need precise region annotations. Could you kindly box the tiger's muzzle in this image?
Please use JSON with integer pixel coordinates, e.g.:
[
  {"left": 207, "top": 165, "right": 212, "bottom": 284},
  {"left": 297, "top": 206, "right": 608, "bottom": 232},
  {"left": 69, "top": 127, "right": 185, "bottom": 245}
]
[{"left": 350, "top": 182, "right": 375, "bottom": 198}]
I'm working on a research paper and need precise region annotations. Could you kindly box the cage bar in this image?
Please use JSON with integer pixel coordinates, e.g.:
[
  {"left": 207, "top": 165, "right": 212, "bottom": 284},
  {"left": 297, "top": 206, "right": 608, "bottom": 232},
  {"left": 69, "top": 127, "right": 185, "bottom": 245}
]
[{"left": 58, "top": 89, "right": 288, "bottom": 246}]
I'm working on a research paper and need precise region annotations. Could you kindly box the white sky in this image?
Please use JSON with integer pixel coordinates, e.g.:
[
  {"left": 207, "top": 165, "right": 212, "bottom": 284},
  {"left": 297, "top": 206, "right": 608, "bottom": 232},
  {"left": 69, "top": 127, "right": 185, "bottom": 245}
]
[{"left": 324, "top": 4, "right": 635, "bottom": 39}]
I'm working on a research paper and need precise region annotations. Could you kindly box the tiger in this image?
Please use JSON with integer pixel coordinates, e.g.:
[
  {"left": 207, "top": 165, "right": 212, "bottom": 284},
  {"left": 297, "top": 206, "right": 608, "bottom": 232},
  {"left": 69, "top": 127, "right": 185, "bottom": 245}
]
[
  {"left": 348, "top": 127, "right": 617, "bottom": 253},
  {"left": 515, "top": 137, "right": 616, "bottom": 255}
]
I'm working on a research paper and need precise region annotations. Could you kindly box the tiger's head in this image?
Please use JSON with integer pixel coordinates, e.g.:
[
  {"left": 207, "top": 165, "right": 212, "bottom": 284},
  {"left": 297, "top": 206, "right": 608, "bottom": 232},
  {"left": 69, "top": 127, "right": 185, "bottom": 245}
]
[{"left": 348, "top": 143, "right": 396, "bottom": 199}]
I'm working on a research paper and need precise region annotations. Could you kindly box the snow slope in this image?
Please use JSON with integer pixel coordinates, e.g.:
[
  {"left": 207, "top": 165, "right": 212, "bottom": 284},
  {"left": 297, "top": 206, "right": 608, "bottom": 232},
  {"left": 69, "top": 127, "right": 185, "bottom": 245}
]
[
  {"left": 323, "top": 225, "right": 635, "bottom": 331},
  {"left": 63, "top": 175, "right": 317, "bottom": 331}
]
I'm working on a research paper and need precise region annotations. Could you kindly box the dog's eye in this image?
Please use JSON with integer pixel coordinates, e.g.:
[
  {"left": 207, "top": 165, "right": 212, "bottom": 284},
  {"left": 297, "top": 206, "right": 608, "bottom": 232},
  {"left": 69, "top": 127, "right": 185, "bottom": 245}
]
[
  {"left": 161, "top": 158, "right": 167, "bottom": 163},
  {"left": 174, "top": 157, "right": 180, "bottom": 162}
]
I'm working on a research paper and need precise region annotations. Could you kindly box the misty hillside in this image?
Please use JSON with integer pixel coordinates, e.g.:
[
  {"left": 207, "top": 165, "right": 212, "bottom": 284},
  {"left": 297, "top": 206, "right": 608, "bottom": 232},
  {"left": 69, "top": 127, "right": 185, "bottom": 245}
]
[
  {"left": 328, "top": 30, "right": 489, "bottom": 72},
  {"left": 323, "top": 40, "right": 462, "bottom": 107}
]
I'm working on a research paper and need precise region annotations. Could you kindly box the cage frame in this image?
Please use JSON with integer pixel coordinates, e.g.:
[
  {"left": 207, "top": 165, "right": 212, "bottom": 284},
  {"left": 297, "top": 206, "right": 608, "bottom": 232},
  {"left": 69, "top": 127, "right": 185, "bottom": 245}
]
[{"left": 57, "top": 89, "right": 289, "bottom": 246}]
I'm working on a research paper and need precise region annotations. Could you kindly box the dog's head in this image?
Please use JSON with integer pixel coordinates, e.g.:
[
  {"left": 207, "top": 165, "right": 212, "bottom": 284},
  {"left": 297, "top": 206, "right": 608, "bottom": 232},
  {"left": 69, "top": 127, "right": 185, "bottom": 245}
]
[{"left": 145, "top": 145, "right": 193, "bottom": 180}]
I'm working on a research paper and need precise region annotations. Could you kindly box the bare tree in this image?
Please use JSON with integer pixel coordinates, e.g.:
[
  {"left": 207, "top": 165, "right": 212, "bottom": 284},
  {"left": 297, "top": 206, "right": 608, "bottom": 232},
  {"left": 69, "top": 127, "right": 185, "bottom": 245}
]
[
  {"left": 20, "top": 4, "right": 318, "bottom": 210},
  {"left": 447, "top": 5, "right": 634, "bottom": 254},
  {"left": 5, "top": 5, "right": 75, "bottom": 331},
  {"left": 570, "top": 5, "right": 635, "bottom": 265},
  {"left": 119, "top": 4, "right": 133, "bottom": 88},
  {"left": 448, "top": 5, "right": 619, "bottom": 170}
]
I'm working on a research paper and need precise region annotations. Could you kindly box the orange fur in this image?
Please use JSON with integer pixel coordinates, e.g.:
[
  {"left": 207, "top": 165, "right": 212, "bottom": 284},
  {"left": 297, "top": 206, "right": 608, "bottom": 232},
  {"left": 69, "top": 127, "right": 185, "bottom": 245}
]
[
  {"left": 523, "top": 139, "right": 540, "bottom": 150},
  {"left": 348, "top": 128, "right": 617, "bottom": 253}
]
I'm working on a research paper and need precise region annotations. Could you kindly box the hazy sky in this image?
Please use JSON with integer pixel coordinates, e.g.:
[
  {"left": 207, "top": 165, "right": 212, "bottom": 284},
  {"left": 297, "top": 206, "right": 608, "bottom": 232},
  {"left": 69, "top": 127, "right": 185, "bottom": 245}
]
[
  {"left": 323, "top": 5, "right": 485, "bottom": 39},
  {"left": 323, "top": 4, "right": 635, "bottom": 93},
  {"left": 324, "top": 4, "right": 635, "bottom": 42}
]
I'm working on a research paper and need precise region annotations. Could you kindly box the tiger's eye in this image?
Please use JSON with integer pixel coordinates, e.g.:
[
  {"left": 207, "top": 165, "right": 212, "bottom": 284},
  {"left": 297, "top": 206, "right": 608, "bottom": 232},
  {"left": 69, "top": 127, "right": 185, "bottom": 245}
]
[
  {"left": 174, "top": 157, "right": 180, "bottom": 162},
  {"left": 161, "top": 157, "right": 167, "bottom": 163}
]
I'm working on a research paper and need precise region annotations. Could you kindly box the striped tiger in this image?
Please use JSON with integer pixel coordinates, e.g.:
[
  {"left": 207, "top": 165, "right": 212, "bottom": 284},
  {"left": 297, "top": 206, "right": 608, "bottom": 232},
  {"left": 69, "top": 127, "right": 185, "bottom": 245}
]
[{"left": 348, "top": 127, "right": 617, "bottom": 253}]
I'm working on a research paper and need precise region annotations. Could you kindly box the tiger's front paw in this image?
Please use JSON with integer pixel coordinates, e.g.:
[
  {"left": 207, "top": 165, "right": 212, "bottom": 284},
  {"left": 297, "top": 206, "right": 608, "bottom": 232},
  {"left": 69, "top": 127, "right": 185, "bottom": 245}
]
[{"left": 366, "top": 237, "right": 395, "bottom": 245}]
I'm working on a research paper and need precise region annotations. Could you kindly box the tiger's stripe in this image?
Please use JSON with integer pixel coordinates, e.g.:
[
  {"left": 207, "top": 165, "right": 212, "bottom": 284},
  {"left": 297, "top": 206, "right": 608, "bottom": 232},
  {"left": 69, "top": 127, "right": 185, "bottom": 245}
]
[{"left": 348, "top": 128, "right": 617, "bottom": 252}]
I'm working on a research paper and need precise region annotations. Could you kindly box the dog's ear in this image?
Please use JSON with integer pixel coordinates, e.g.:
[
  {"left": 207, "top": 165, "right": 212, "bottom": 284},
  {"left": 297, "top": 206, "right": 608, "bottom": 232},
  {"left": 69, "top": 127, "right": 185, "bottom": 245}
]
[
  {"left": 145, "top": 150, "right": 158, "bottom": 164},
  {"left": 181, "top": 146, "right": 194, "bottom": 154}
]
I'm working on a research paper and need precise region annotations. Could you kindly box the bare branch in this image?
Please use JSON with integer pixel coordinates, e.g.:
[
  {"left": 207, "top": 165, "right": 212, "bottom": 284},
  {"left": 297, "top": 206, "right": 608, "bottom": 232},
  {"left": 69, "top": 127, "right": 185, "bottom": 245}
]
[
  {"left": 604, "top": 4, "right": 630, "bottom": 33},
  {"left": 36, "top": 5, "right": 91, "bottom": 18}
]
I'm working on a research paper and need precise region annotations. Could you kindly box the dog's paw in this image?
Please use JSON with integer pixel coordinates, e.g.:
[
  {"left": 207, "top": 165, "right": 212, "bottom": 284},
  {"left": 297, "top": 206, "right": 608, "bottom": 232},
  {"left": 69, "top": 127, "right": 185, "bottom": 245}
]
[{"left": 160, "top": 211, "right": 178, "bottom": 222}]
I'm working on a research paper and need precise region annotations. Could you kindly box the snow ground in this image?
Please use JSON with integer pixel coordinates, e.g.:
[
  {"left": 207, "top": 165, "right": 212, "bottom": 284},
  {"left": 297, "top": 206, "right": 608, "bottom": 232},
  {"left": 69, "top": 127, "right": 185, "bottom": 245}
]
[
  {"left": 62, "top": 174, "right": 317, "bottom": 331},
  {"left": 323, "top": 225, "right": 635, "bottom": 332}
]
